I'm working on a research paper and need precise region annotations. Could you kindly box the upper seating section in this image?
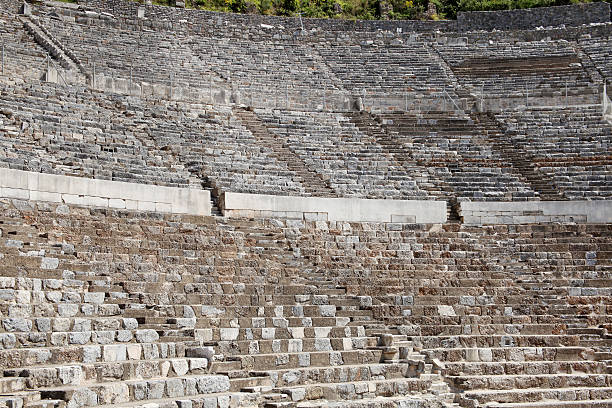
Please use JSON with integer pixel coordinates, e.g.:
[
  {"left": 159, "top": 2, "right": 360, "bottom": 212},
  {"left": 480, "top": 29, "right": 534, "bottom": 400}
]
[
  {"left": 38, "top": 14, "right": 217, "bottom": 92},
  {"left": 495, "top": 105, "right": 612, "bottom": 200},
  {"left": 38, "top": 12, "right": 345, "bottom": 108},
  {"left": 0, "top": 12, "right": 48, "bottom": 86},
  {"left": 435, "top": 39, "right": 597, "bottom": 100},
  {"left": 315, "top": 42, "right": 455, "bottom": 98},
  {"left": 579, "top": 34, "right": 612, "bottom": 87}
]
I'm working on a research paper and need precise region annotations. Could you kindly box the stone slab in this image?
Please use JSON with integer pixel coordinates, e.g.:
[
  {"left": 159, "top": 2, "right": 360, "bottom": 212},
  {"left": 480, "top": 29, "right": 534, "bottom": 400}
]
[
  {"left": 460, "top": 200, "right": 612, "bottom": 224},
  {"left": 222, "top": 192, "right": 446, "bottom": 223},
  {"left": 0, "top": 168, "right": 210, "bottom": 216}
]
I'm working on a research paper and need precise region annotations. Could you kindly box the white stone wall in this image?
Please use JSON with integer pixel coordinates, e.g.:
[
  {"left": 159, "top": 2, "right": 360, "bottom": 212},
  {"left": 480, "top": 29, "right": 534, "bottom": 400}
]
[
  {"left": 460, "top": 201, "right": 612, "bottom": 225},
  {"left": 222, "top": 192, "right": 447, "bottom": 223},
  {"left": 0, "top": 168, "right": 210, "bottom": 215}
]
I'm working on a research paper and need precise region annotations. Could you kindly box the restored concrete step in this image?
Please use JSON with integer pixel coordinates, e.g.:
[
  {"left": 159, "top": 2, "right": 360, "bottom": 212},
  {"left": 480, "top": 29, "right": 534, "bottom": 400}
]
[
  {"left": 458, "top": 386, "right": 612, "bottom": 405},
  {"left": 449, "top": 373, "right": 612, "bottom": 391},
  {"left": 488, "top": 399, "right": 612, "bottom": 407}
]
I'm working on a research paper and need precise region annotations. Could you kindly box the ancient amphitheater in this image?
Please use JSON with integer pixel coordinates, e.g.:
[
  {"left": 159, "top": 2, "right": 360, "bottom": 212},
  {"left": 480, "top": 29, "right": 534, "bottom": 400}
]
[{"left": 0, "top": 0, "right": 611, "bottom": 406}]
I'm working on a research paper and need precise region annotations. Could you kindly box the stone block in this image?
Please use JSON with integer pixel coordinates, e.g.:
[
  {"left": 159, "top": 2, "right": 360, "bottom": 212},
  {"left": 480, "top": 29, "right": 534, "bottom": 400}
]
[
  {"left": 196, "top": 376, "right": 230, "bottom": 394},
  {"left": 103, "top": 345, "right": 127, "bottom": 362},
  {"left": 40, "top": 257, "right": 59, "bottom": 270},
  {"left": 220, "top": 328, "right": 239, "bottom": 341},
  {"left": 136, "top": 329, "right": 159, "bottom": 343}
]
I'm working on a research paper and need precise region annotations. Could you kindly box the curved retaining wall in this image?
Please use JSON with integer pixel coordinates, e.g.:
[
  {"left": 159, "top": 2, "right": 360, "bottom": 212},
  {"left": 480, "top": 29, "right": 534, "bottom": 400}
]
[
  {"left": 76, "top": 0, "right": 609, "bottom": 34},
  {"left": 457, "top": 3, "right": 610, "bottom": 32}
]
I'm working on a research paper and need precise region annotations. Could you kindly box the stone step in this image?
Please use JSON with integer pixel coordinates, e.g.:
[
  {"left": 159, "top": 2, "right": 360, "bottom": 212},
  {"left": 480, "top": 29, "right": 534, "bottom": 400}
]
[
  {"left": 292, "top": 395, "right": 442, "bottom": 408},
  {"left": 231, "top": 349, "right": 383, "bottom": 371},
  {"left": 0, "top": 391, "right": 42, "bottom": 408},
  {"left": 229, "top": 374, "right": 272, "bottom": 392},
  {"left": 39, "top": 374, "right": 231, "bottom": 406},
  {"left": 192, "top": 316, "right": 364, "bottom": 330},
  {"left": 92, "top": 390, "right": 259, "bottom": 408},
  {"left": 215, "top": 336, "right": 378, "bottom": 356},
  {"left": 414, "top": 334, "right": 580, "bottom": 349},
  {"left": 0, "top": 328, "right": 168, "bottom": 348},
  {"left": 0, "top": 376, "right": 27, "bottom": 392},
  {"left": 275, "top": 377, "right": 432, "bottom": 403},
  {"left": 26, "top": 399, "right": 66, "bottom": 408},
  {"left": 422, "top": 346, "right": 591, "bottom": 362},
  {"left": 443, "top": 360, "right": 606, "bottom": 376},
  {"left": 4, "top": 357, "right": 210, "bottom": 387},
  {"left": 205, "top": 325, "right": 366, "bottom": 342},
  {"left": 251, "top": 362, "right": 416, "bottom": 388},
  {"left": 488, "top": 399, "right": 612, "bottom": 407},
  {"left": 0, "top": 342, "right": 189, "bottom": 369}
]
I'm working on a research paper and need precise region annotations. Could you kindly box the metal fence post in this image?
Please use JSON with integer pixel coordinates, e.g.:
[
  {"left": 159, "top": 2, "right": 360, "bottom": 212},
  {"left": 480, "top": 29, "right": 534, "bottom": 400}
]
[
  {"left": 323, "top": 84, "right": 326, "bottom": 111},
  {"left": 481, "top": 82, "right": 484, "bottom": 112},
  {"left": 1, "top": 43, "right": 4, "bottom": 74}
]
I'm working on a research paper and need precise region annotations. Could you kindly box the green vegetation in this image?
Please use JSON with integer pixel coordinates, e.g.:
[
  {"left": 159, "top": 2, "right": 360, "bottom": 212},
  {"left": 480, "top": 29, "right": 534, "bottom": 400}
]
[{"left": 145, "top": 0, "right": 608, "bottom": 20}]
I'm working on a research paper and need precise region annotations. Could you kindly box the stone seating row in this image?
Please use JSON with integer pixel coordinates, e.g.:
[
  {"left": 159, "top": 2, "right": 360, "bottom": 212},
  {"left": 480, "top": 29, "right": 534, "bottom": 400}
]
[
  {"left": 579, "top": 34, "right": 612, "bottom": 87},
  {"left": 1, "top": 79, "right": 608, "bottom": 202},
  {"left": 0, "top": 82, "right": 309, "bottom": 197},
  {"left": 494, "top": 105, "right": 612, "bottom": 200},
  {"left": 0, "top": 13, "right": 49, "bottom": 86},
  {"left": 435, "top": 40, "right": 597, "bottom": 99},
  {"left": 253, "top": 109, "right": 428, "bottom": 200},
  {"left": 314, "top": 42, "right": 454, "bottom": 96}
]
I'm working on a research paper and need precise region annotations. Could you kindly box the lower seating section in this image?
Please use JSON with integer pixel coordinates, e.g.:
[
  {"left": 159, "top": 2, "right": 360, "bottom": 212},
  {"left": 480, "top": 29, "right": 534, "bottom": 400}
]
[
  {"left": 495, "top": 105, "right": 612, "bottom": 200},
  {"left": 291, "top": 220, "right": 612, "bottom": 407},
  {"left": 0, "top": 82, "right": 308, "bottom": 195},
  {"left": 371, "top": 111, "right": 538, "bottom": 201},
  {"left": 1, "top": 198, "right": 610, "bottom": 407},
  {"left": 253, "top": 109, "right": 428, "bottom": 200}
]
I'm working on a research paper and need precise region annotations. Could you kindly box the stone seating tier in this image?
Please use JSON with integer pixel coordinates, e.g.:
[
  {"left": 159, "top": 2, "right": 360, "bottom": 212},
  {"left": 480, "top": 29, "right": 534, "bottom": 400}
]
[{"left": 0, "top": 198, "right": 610, "bottom": 407}]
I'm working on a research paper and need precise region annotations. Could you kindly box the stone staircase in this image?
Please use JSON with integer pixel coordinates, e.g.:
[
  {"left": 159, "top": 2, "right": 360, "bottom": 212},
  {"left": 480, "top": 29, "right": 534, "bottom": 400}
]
[
  {"left": 469, "top": 112, "right": 564, "bottom": 201},
  {"left": 21, "top": 15, "right": 89, "bottom": 85},
  {"left": 233, "top": 107, "right": 335, "bottom": 197}
]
